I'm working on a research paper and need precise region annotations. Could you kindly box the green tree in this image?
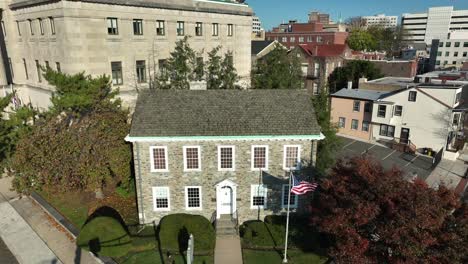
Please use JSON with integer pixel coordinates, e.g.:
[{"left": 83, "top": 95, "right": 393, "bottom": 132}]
[
  {"left": 163, "top": 36, "right": 197, "bottom": 89},
  {"left": 253, "top": 44, "right": 303, "bottom": 89},
  {"left": 347, "top": 30, "right": 377, "bottom": 51},
  {"left": 328, "top": 60, "right": 383, "bottom": 93},
  {"left": 312, "top": 89, "right": 341, "bottom": 174},
  {"left": 220, "top": 51, "right": 239, "bottom": 89},
  {"left": 206, "top": 46, "right": 223, "bottom": 89}
]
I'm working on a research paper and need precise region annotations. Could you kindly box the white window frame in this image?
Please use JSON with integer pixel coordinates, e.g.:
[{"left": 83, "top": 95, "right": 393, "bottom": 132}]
[
  {"left": 183, "top": 146, "right": 201, "bottom": 172},
  {"left": 185, "top": 186, "right": 202, "bottom": 210},
  {"left": 251, "top": 145, "right": 269, "bottom": 171},
  {"left": 217, "top": 145, "right": 235, "bottom": 171},
  {"left": 250, "top": 184, "right": 267, "bottom": 209},
  {"left": 283, "top": 145, "right": 301, "bottom": 171},
  {"left": 152, "top": 186, "right": 170, "bottom": 211},
  {"left": 149, "top": 146, "right": 169, "bottom": 172},
  {"left": 281, "top": 184, "right": 298, "bottom": 209}
]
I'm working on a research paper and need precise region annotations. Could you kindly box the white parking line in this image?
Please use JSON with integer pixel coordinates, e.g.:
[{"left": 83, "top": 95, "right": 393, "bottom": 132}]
[
  {"left": 343, "top": 140, "right": 356, "bottom": 149},
  {"left": 362, "top": 144, "right": 376, "bottom": 154},
  {"left": 382, "top": 150, "right": 396, "bottom": 160},
  {"left": 405, "top": 155, "right": 419, "bottom": 167}
]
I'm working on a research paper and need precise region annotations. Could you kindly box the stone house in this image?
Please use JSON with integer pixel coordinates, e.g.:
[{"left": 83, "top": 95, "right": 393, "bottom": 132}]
[{"left": 125, "top": 89, "right": 323, "bottom": 224}]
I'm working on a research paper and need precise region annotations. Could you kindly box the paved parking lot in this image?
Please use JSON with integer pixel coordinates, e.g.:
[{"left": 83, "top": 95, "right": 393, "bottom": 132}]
[{"left": 337, "top": 137, "right": 434, "bottom": 180}]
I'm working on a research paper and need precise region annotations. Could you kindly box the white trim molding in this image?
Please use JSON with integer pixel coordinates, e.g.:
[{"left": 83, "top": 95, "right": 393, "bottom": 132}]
[
  {"left": 125, "top": 133, "right": 326, "bottom": 142},
  {"left": 184, "top": 186, "right": 203, "bottom": 211},
  {"left": 149, "top": 146, "right": 169, "bottom": 172},
  {"left": 283, "top": 145, "right": 302, "bottom": 171},
  {"left": 183, "top": 146, "right": 202, "bottom": 172},
  {"left": 251, "top": 145, "right": 269, "bottom": 171},
  {"left": 152, "top": 186, "right": 170, "bottom": 211},
  {"left": 217, "top": 145, "right": 236, "bottom": 171}
]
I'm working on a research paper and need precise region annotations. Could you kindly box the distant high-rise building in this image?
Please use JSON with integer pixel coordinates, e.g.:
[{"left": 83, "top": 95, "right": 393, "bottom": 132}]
[
  {"left": 402, "top": 6, "right": 468, "bottom": 44},
  {"left": 362, "top": 14, "right": 398, "bottom": 29},
  {"left": 252, "top": 15, "right": 262, "bottom": 33},
  {"left": 308, "top": 11, "right": 330, "bottom": 24}
]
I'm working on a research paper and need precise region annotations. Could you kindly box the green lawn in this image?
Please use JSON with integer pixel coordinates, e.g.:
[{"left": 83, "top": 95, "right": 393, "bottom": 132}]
[
  {"left": 243, "top": 249, "right": 327, "bottom": 264},
  {"left": 38, "top": 191, "right": 88, "bottom": 229},
  {"left": 118, "top": 250, "right": 214, "bottom": 264}
]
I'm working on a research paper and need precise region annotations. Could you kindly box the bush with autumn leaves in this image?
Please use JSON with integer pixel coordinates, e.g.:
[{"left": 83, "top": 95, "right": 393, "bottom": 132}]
[{"left": 312, "top": 157, "right": 467, "bottom": 264}]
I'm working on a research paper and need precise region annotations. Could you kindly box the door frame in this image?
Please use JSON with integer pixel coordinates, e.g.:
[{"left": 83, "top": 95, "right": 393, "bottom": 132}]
[
  {"left": 400, "top": 127, "right": 410, "bottom": 144},
  {"left": 215, "top": 179, "right": 237, "bottom": 219}
]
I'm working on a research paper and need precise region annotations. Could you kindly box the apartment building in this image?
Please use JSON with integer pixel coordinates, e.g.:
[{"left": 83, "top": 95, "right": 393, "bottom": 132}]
[
  {"left": 402, "top": 6, "right": 468, "bottom": 44},
  {"left": 0, "top": 0, "right": 253, "bottom": 109},
  {"left": 362, "top": 14, "right": 398, "bottom": 29},
  {"left": 429, "top": 31, "right": 468, "bottom": 70},
  {"left": 252, "top": 15, "right": 262, "bottom": 33}
]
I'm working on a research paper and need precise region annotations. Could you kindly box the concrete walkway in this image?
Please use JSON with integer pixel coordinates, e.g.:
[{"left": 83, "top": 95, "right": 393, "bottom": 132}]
[
  {"left": 426, "top": 158, "right": 467, "bottom": 189},
  {"left": 214, "top": 236, "right": 243, "bottom": 264},
  {"left": 0, "top": 194, "right": 62, "bottom": 264}
]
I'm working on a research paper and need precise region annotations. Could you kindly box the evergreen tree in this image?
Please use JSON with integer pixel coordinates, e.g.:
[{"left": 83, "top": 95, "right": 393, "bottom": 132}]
[
  {"left": 220, "top": 51, "right": 239, "bottom": 89},
  {"left": 164, "top": 36, "right": 196, "bottom": 89},
  {"left": 253, "top": 44, "right": 302, "bottom": 89},
  {"left": 206, "top": 46, "right": 223, "bottom": 89},
  {"left": 328, "top": 60, "right": 383, "bottom": 93}
]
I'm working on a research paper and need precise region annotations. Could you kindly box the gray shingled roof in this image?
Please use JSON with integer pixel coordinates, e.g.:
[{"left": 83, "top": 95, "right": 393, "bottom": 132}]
[
  {"left": 331, "top": 88, "right": 392, "bottom": 101},
  {"left": 251, "top": 40, "right": 275, "bottom": 55},
  {"left": 130, "top": 89, "right": 321, "bottom": 137}
]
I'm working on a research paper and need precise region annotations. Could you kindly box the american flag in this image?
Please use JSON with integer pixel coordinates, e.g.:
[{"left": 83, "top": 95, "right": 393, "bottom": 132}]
[{"left": 290, "top": 175, "right": 318, "bottom": 195}]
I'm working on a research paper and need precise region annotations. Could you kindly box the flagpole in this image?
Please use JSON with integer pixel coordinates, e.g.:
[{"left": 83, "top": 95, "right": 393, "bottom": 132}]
[{"left": 283, "top": 171, "right": 292, "bottom": 263}]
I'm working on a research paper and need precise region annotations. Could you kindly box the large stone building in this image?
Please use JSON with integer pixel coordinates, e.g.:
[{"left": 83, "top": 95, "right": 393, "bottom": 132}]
[
  {"left": 0, "top": 0, "right": 253, "bottom": 109},
  {"left": 429, "top": 31, "right": 468, "bottom": 70},
  {"left": 362, "top": 14, "right": 398, "bottom": 29},
  {"left": 125, "top": 89, "right": 323, "bottom": 224}
]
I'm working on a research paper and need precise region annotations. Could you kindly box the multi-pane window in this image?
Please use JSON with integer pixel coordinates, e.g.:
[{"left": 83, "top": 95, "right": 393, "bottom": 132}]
[
  {"left": 464, "top": 42, "right": 468, "bottom": 47},
  {"left": 184, "top": 146, "right": 200, "bottom": 171},
  {"left": 28, "top": 19, "right": 34, "bottom": 35},
  {"left": 150, "top": 146, "right": 168, "bottom": 172},
  {"left": 252, "top": 145, "right": 268, "bottom": 170},
  {"left": 439, "top": 42, "right": 443, "bottom": 47},
  {"left": 351, "top": 119, "right": 358, "bottom": 130},
  {"left": 362, "top": 121, "right": 370, "bottom": 132},
  {"left": 377, "top": 105, "right": 386, "bottom": 117},
  {"left": 317, "top": 36, "right": 322, "bottom": 42},
  {"left": 284, "top": 145, "right": 300, "bottom": 170},
  {"left": 251, "top": 185, "right": 267, "bottom": 208},
  {"left": 227, "top": 24, "right": 233, "bottom": 36},
  {"left": 45, "top": 61, "right": 49, "bottom": 69},
  {"left": 152, "top": 187, "right": 170, "bottom": 210},
  {"left": 394, "top": 105, "right": 403, "bottom": 116},
  {"left": 49, "top": 17, "right": 55, "bottom": 35},
  {"left": 177, "top": 21, "right": 185, "bottom": 36},
  {"left": 158, "top": 59, "right": 167, "bottom": 75},
  {"left": 437, "top": 51, "right": 442, "bottom": 56},
  {"left": 133, "top": 19, "right": 143, "bottom": 35},
  {"left": 56, "top": 62, "right": 61, "bottom": 73},
  {"left": 290, "top": 37, "right": 295, "bottom": 42},
  {"left": 446, "top": 42, "right": 451, "bottom": 47},
  {"left": 364, "top": 102, "right": 371, "bottom": 112},
  {"left": 314, "top": 63, "right": 319, "bottom": 77},
  {"left": 408, "top": 91, "right": 417, "bottom": 102},
  {"left": 23, "top": 59, "right": 28, "bottom": 80},
  {"left": 307, "top": 36, "right": 312, "bottom": 42},
  {"left": 156, "top": 20, "right": 165, "bottom": 36},
  {"left": 338, "top": 117, "right": 345, "bottom": 128},
  {"left": 195, "top": 22, "right": 203, "bottom": 36},
  {"left": 379, "top": 124, "right": 395, "bottom": 137},
  {"left": 353, "top": 100, "right": 360, "bottom": 112},
  {"left": 185, "top": 187, "right": 202, "bottom": 210},
  {"left": 463, "top": 52, "right": 467, "bottom": 57},
  {"left": 282, "top": 184, "right": 298, "bottom": 208},
  {"left": 35, "top": 60, "right": 41, "bottom": 83},
  {"left": 111, "top": 62, "right": 123, "bottom": 85},
  {"left": 38, "top": 18, "right": 44, "bottom": 35},
  {"left": 454, "top": 52, "right": 459, "bottom": 57},
  {"left": 107, "top": 17, "right": 118, "bottom": 35},
  {"left": 298, "top": 37, "right": 304, "bottom": 42},
  {"left": 281, "top": 37, "right": 287, "bottom": 42},
  {"left": 212, "top": 23, "right": 219, "bottom": 36},
  {"left": 218, "top": 146, "right": 234, "bottom": 171},
  {"left": 445, "top": 52, "right": 450, "bottom": 57},
  {"left": 136, "top": 60, "right": 146, "bottom": 83},
  {"left": 16, "top": 21, "right": 21, "bottom": 36}
]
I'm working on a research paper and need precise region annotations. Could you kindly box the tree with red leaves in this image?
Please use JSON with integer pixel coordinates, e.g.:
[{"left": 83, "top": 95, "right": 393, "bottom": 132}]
[{"left": 312, "top": 157, "right": 467, "bottom": 264}]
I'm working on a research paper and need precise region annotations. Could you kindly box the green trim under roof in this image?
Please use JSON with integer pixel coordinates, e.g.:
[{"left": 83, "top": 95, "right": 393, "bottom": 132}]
[{"left": 125, "top": 133, "right": 325, "bottom": 142}]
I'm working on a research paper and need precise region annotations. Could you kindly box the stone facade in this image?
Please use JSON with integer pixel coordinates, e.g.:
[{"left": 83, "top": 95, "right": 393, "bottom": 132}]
[
  {"left": 0, "top": 0, "right": 253, "bottom": 109},
  {"left": 132, "top": 139, "right": 318, "bottom": 225}
]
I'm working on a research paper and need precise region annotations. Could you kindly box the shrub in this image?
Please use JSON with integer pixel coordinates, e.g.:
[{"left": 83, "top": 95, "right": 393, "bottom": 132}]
[
  {"left": 158, "top": 214, "right": 215, "bottom": 255},
  {"left": 77, "top": 216, "right": 131, "bottom": 257}
]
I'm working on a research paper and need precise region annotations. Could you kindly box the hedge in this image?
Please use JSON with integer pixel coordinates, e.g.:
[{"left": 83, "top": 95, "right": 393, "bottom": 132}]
[
  {"left": 77, "top": 216, "right": 131, "bottom": 257},
  {"left": 158, "top": 214, "right": 215, "bottom": 255}
]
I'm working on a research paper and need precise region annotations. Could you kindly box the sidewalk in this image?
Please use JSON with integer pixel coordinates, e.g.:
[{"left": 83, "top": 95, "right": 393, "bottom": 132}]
[
  {"left": 426, "top": 158, "right": 466, "bottom": 189},
  {"left": 214, "top": 236, "right": 243, "bottom": 264}
]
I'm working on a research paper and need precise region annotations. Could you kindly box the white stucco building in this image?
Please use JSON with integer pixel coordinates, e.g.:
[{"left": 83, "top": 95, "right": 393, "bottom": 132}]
[
  {"left": 0, "top": 0, "right": 253, "bottom": 109},
  {"left": 362, "top": 14, "right": 398, "bottom": 29},
  {"left": 402, "top": 6, "right": 468, "bottom": 44}
]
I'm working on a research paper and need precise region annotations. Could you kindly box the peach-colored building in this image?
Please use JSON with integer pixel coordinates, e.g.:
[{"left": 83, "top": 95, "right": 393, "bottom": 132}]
[{"left": 330, "top": 88, "right": 389, "bottom": 141}]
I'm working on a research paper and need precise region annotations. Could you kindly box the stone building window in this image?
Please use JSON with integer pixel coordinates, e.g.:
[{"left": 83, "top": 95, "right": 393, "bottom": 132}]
[
  {"left": 283, "top": 145, "right": 300, "bottom": 170},
  {"left": 282, "top": 184, "right": 298, "bottom": 208},
  {"left": 38, "top": 18, "right": 44, "bottom": 35},
  {"left": 227, "top": 24, "right": 233, "bottom": 36},
  {"left": 251, "top": 185, "right": 267, "bottom": 209},
  {"left": 251, "top": 145, "right": 268, "bottom": 170},
  {"left": 111, "top": 61, "right": 123, "bottom": 85},
  {"left": 183, "top": 146, "right": 201, "bottom": 171},
  {"left": 177, "top": 21, "right": 185, "bottom": 36},
  {"left": 133, "top": 19, "right": 143, "bottom": 35},
  {"left": 150, "top": 146, "right": 168, "bottom": 172},
  {"left": 23, "top": 59, "right": 28, "bottom": 80},
  {"left": 16, "top": 21, "right": 21, "bottom": 36},
  {"left": 212, "top": 23, "right": 219, "bottom": 36},
  {"left": 185, "top": 186, "right": 202, "bottom": 210},
  {"left": 195, "top": 22, "right": 203, "bottom": 36},
  {"left": 152, "top": 187, "right": 170, "bottom": 211},
  {"left": 56, "top": 62, "right": 61, "bottom": 73},
  {"left": 107, "top": 17, "right": 118, "bottom": 35},
  {"left": 28, "top": 19, "right": 34, "bottom": 35},
  {"left": 8, "top": 58, "right": 13, "bottom": 79},
  {"left": 49, "top": 17, "right": 55, "bottom": 35},
  {"left": 156, "top": 20, "right": 165, "bottom": 36},
  {"left": 35, "top": 60, "right": 41, "bottom": 83},
  {"left": 136, "top": 60, "right": 146, "bottom": 83},
  {"left": 218, "top": 146, "right": 235, "bottom": 171}
]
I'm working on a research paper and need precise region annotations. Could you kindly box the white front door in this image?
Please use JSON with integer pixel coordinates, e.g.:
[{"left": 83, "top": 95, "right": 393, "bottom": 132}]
[{"left": 218, "top": 186, "right": 232, "bottom": 215}]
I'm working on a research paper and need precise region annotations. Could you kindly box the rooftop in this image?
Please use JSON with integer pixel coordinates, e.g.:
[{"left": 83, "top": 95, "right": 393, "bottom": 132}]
[
  {"left": 331, "top": 88, "right": 393, "bottom": 101},
  {"left": 251, "top": 40, "right": 275, "bottom": 55},
  {"left": 298, "top": 43, "right": 349, "bottom": 57},
  {"left": 129, "top": 89, "right": 321, "bottom": 138},
  {"left": 367, "top": 77, "right": 416, "bottom": 87}
]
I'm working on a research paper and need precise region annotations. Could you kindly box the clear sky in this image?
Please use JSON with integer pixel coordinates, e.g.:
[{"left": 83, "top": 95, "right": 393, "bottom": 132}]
[{"left": 248, "top": 0, "right": 468, "bottom": 30}]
